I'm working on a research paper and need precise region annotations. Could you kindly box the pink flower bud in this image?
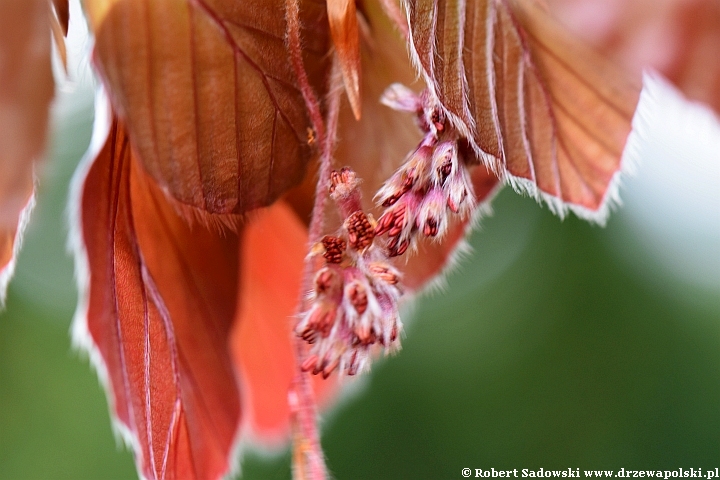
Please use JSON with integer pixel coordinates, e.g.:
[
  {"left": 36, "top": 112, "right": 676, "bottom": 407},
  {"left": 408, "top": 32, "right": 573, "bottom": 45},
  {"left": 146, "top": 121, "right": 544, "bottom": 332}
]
[{"left": 380, "top": 83, "right": 422, "bottom": 113}]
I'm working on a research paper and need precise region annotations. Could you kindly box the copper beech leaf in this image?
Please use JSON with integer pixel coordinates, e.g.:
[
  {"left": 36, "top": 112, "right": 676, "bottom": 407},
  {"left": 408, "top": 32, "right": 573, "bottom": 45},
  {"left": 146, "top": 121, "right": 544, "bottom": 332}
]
[
  {"left": 547, "top": 0, "right": 720, "bottom": 115},
  {"left": 85, "top": 0, "right": 331, "bottom": 216},
  {"left": 405, "top": 0, "right": 641, "bottom": 222},
  {"left": 0, "top": 0, "right": 54, "bottom": 305},
  {"left": 232, "top": 200, "right": 338, "bottom": 443},
  {"left": 72, "top": 102, "right": 242, "bottom": 480}
]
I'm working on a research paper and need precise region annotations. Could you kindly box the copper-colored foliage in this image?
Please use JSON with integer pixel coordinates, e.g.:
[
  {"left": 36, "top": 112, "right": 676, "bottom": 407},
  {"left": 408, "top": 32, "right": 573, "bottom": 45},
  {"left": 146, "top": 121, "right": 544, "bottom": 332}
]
[
  {"left": 231, "top": 201, "right": 337, "bottom": 443},
  {"left": 85, "top": 0, "right": 331, "bottom": 216},
  {"left": 406, "top": 0, "right": 640, "bottom": 215},
  {"left": 547, "top": 0, "right": 720, "bottom": 115},
  {"left": 78, "top": 117, "right": 241, "bottom": 479},
  {"left": 0, "top": 0, "right": 54, "bottom": 302},
  {"left": 328, "top": 0, "right": 363, "bottom": 119}
]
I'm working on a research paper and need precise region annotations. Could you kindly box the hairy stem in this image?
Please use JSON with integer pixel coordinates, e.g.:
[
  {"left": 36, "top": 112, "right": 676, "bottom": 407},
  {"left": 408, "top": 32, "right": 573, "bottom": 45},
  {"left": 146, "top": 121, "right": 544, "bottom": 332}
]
[
  {"left": 285, "top": 1, "right": 345, "bottom": 477},
  {"left": 285, "top": 0, "right": 326, "bottom": 146}
]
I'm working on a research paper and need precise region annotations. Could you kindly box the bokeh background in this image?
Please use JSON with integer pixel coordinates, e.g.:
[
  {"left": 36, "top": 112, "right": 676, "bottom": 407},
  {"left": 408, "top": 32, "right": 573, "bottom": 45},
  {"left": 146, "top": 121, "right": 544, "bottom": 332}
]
[{"left": 1, "top": 4, "right": 719, "bottom": 479}]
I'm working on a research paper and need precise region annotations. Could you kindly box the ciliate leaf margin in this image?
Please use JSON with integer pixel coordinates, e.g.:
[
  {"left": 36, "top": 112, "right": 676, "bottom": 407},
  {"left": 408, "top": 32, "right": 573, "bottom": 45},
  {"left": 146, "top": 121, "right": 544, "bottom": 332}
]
[
  {"left": 68, "top": 87, "right": 248, "bottom": 480},
  {"left": 401, "top": 0, "right": 652, "bottom": 225},
  {"left": 69, "top": 85, "right": 140, "bottom": 458},
  {"left": 0, "top": 194, "right": 36, "bottom": 307}
]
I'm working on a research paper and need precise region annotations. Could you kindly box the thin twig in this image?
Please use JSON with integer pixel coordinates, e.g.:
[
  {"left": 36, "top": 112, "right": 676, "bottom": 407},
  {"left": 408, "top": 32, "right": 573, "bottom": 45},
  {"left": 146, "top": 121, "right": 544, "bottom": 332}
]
[
  {"left": 285, "top": 1, "right": 345, "bottom": 478},
  {"left": 290, "top": 58, "right": 343, "bottom": 480},
  {"left": 286, "top": 0, "right": 327, "bottom": 146}
]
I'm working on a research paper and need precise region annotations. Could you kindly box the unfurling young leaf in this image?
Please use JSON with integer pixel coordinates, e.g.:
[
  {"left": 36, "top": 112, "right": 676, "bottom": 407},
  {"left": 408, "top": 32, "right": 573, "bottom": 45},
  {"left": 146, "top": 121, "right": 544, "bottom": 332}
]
[{"left": 328, "top": 0, "right": 363, "bottom": 119}]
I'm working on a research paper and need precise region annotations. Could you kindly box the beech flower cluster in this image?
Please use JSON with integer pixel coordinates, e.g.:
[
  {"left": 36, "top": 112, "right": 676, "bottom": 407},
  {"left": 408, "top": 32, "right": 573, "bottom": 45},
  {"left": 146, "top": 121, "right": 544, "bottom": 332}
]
[
  {"left": 375, "top": 83, "right": 477, "bottom": 255},
  {"left": 296, "top": 168, "right": 403, "bottom": 378},
  {"left": 296, "top": 84, "right": 483, "bottom": 378}
]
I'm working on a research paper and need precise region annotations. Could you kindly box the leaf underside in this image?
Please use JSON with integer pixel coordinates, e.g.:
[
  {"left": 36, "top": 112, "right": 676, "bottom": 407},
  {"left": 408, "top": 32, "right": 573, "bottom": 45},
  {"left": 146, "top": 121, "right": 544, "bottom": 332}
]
[
  {"left": 232, "top": 200, "right": 338, "bottom": 444},
  {"left": 547, "top": 0, "right": 720, "bottom": 116},
  {"left": 77, "top": 116, "right": 242, "bottom": 480},
  {"left": 86, "top": 0, "right": 331, "bottom": 216},
  {"left": 406, "top": 0, "right": 640, "bottom": 219}
]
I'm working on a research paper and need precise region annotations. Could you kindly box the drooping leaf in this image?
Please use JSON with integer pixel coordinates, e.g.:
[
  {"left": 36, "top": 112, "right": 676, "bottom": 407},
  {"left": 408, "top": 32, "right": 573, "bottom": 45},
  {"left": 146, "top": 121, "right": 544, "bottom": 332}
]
[
  {"left": 232, "top": 200, "right": 338, "bottom": 444},
  {"left": 0, "top": 0, "right": 54, "bottom": 305},
  {"left": 328, "top": 0, "right": 363, "bottom": 119},
  {"left": 405, "top": 0, "right": 641, "bottom": 222},
  {"left": 547, "top": 0, "right": 720, "bottom": 115},
  {"left": 85, "top": 0, "right": 331, "bottom": 216},
  {"left": 72, "top": 104, "right": 242, "bottom": 480}
]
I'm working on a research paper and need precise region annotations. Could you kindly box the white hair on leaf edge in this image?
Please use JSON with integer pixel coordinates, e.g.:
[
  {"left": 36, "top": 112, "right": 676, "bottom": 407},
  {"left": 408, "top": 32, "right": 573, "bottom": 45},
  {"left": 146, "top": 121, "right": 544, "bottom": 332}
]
[
  {"left": 400, "top": 0, "right": 655, "bottom": 228},
  {"left": 69, "top": 85, "right": 252, "bottom": 480},
  {"left": 0, "top": 194, "right": 37, "bottom": 308},
  {"left": 67, "top": 85, "right": 148, "bottom": 480},
  {"left": 498, "top": 72, "right": 657, "bottom": 226}
]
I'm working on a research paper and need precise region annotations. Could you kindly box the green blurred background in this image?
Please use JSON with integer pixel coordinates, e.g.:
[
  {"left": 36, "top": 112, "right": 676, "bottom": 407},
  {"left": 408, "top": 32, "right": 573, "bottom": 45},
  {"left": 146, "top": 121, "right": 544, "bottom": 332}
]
[{"left": 1, "top": 73, "right": 719, "bottom": 480}]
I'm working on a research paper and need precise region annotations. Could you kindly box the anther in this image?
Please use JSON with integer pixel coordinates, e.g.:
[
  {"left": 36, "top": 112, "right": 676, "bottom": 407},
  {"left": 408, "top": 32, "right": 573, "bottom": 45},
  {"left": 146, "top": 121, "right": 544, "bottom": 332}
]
[
  {"left": 368, "top": 264, "right": 400, "bottom": 285},
  {"left": 315, "top": 268, "right": 338, "bottom": 295},
  {"left": 438, "top": 158, "right": 452, "bottom": 185},
  {"left": 347, "top": 351, "right": 359, "bottom": 376},
  {"left": 388, "top": 239, "right": 409, "bottom": 257},
  {"left": 321, "top": 236, "right": 346, "bottom": 264},
  {"left": 423, "top": 218, "right": 438, "bottom": 237},
  {"left": 345, "top": 211, "right": 375, "bottom": 250},
  {"left": 347, "top": 283, "right": 368, "bottom": 315},
  {"left": 322, "top": 356, "right": 340, "bottom": 379},
  {"left": 376, "top": 207, "right": 405, "bottom": 236},
  {"left": 301, "top": 355, "right": 318, "bottom": 373}
]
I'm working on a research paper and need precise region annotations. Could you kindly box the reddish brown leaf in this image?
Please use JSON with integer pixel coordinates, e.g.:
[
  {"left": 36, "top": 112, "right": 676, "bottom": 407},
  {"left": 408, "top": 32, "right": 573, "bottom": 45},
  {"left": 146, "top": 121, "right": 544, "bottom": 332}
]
[
  {"left": 406, "top": 0, "right": 641, "bottom": 222},
  {"left": 328, "top": 0, "right": 363, "bottom": 119},
  {"left": 0, "top": 0, "right": 54, "bottom": 304},
  {"left": 231, "top": 200, "right": 337, "bottom": 443},
  {"left": 72, "top": 108, "right": 242, "bottom": 480},
  {"left": 85, "top": 0, "right": 331, "bottom": 216},
  {"left": 547, "top": 0, "right": 720, "bottom": 115}
]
